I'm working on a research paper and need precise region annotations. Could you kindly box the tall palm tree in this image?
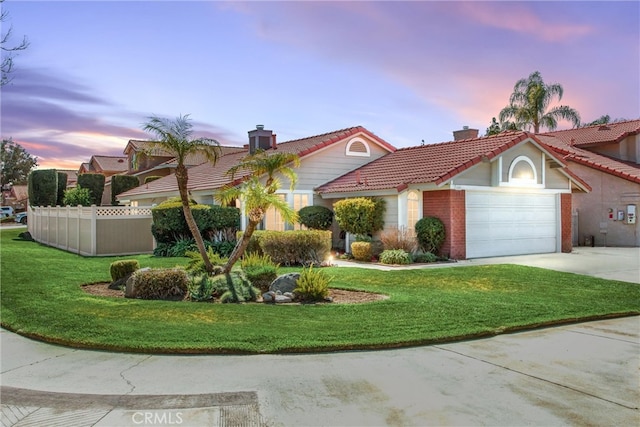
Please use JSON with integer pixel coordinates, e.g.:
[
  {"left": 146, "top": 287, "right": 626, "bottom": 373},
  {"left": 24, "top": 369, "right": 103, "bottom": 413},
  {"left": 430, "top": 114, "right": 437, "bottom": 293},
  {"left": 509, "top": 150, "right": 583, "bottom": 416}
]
[
  {"left": 142, "top": 114, "right": 221, "bottom": 274},
  {"left": 216, "top": 150, "right": 300, "bottom": 274},
  {"left": 499, "top": 71, "right": 581, "bottom": 133}
]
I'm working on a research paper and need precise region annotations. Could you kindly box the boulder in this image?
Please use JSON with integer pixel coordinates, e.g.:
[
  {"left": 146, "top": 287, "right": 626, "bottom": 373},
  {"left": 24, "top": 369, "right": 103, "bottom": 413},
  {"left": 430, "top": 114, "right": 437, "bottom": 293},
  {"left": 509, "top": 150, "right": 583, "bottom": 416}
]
[
  {"left": 262, "top": 291, "right": 276, "bottom": 303},
  {"left": 269, "top": 273, "right": 300, "bottom": 294}
]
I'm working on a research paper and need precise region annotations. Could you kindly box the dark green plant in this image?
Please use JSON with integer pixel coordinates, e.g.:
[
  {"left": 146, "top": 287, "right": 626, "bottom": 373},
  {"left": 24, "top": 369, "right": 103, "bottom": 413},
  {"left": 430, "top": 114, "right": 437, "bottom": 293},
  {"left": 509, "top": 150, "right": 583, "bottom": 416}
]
[
  {"left": 77, "top": 173, "right": 105, "bottom": 206},
  {"left": 379, "top": 249, "right": 412, "bottom": 265},
  {"left": 413, "top": 252, "right": 439, "bottom": 263},
  {"left": 185, "top": 247, "right": 226, "bottom": 275},
  {"left": 294, "top": 264, "right": 331, "bottom": 302},
  {"left": 130, "top": 268, "right": 188, "bottom": 300},
  {"left": 187, "top": 274, "right": 214, "bottom": 301},
  {"left": 110, "top": 259, "right": 140, "bottom": 281},
  {"left": 56, "top": 172, "right": 67, "bottom": 205},
  {"left": 298, "top": 205, "right": 334, "bottom": 230},
  {"left": 27, "top": 169, "right": 57, "bottom": 207},
  {"left": 210, "top": 272, "right": 259, "bottom": 303},
  {"left": 415, "top": 217, "right": 446, "bottom": 254},
  {"left": 168, "top": 237, "right": 196, "bottom": 257},
  {"left": 111, "top": 175, "right": 140, "bottom": 205},
  {"left": 62, "top": 186, "right": 92, "bottom": 206},
  {"left": 241, "top": 252, "right": 279, "bottom": 292}
]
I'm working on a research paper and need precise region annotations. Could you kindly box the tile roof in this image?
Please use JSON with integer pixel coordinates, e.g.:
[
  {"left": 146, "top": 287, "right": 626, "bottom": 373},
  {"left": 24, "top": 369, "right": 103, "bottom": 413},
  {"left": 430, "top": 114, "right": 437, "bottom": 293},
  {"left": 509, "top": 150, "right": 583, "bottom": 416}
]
[
  {"left": 118, "top": 126, "right": 394, "bottom": 200},
  {"left": 316, "top": 131, "right": 549, "bottom": 194},
  {"left": 91, "top": 156, "right": 128, "bottom": 173},
  {"left": 537, "top": 135, "right": 640, "bottom": 185},
  {"left": 541, "top": 119, "right": 640, "bottom": 148}
]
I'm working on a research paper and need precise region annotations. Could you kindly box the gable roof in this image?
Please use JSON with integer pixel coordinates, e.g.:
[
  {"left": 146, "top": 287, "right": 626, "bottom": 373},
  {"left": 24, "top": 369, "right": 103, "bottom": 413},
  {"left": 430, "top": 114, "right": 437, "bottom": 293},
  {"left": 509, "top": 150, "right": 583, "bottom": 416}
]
[
  {"left": 537, "top": 134, "right": 640, "bottom": 185},
  {"left": 91, "top": 155, "right": 128, "bottom": 173},
  {"left": 117, "top": 126, "right": 396, "bottom": 200},
  {"left": 541, "top": 119, "right": 640, "bottom": 148},
  {"left": 316, "top": 131, "right": 586, "bottom": 194}
]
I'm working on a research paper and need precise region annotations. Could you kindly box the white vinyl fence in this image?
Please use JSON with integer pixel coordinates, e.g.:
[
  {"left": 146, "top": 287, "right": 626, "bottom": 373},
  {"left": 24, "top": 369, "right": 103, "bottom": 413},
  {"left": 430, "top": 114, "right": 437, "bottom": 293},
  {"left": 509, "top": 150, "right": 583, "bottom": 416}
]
[{"left": 29, "top": 205, "right": 155, "bottom": 256}]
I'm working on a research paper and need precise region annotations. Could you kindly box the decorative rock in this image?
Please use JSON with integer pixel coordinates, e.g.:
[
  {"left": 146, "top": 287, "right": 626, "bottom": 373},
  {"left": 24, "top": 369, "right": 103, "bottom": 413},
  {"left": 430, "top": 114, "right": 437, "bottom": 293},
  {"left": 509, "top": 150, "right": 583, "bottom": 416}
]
[
  {"left": 269, "top": 273, "right": 300, "bottom": 294},
  {"left": 274, "top": 294, "right": 292, "bottom": 303},
  {"left": 262, "top": 291, "right": 276, "bottom": 303}
]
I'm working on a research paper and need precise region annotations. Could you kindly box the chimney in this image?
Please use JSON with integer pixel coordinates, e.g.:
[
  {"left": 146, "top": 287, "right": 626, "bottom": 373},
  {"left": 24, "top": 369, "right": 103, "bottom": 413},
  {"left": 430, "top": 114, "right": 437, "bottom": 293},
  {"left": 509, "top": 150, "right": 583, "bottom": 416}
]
[
  {"left": 271, "top": 134, "right": 277, "bottom": 149},
  {"left": 248, "top": 124, "right": 273, "bottom": 154},
  {"left": 453, "top": 126, "right": 479, "bottom": 141},
  {"left": 356, "top": 170, "right": 362, "bottom": 185}
]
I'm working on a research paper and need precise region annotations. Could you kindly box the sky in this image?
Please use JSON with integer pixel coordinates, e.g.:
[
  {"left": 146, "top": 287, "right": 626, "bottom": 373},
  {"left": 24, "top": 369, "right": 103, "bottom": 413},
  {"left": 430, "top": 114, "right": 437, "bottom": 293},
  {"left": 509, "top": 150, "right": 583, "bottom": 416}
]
[{"left": 1, "top": 0, "right": 639, "bottom": 170}]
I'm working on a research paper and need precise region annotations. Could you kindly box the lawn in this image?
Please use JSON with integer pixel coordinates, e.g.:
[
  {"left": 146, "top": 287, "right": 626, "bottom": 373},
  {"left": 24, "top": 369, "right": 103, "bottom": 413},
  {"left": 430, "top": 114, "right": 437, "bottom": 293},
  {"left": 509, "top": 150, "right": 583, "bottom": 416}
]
[{"left": 1, "top": 228, "right": 638, "bottom": 354}]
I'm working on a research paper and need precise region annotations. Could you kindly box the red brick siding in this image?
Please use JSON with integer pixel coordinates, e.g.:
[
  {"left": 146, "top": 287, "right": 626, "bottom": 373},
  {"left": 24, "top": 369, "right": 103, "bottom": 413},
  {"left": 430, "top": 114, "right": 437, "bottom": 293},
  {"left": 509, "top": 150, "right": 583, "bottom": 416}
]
[
  {"left": 423, "top": 190, "right": 466, "bottom": 259},
  {"left": 561, "top": 193, "right": 572, "bottom": 253}
]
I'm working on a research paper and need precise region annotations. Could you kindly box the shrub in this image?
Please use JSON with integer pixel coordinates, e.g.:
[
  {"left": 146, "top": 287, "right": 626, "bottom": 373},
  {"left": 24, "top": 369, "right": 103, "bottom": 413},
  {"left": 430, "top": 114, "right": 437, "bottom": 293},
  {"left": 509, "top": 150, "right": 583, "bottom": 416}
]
[
  {"left": 185, "top": 248, "right": 226, "bottom": 275},
  {"left": 28, "top": 169, "right": 57, "bottom": 207},
  {"left": 111, "top": 175, "right": 140, "bottom": 205},
  {"left": 210, "top": 272, "right": 259, "bottom": 303},
  {"left": 241, "top": 253, "right": 279, "bottom": 292},
  {"left": 63, "top": 187, "right": 92, "bottom": 206},
  {"left": 379, "top": 249, "right": 412, "bottom": 265},
  {"left": 210, "top": 240, "right": 236, "bottom": 258},
  {"left": 187, "top": 274, "right": 214, "bottom": 302},
  {"left": 259, "top": 230, "right": 331, "bottom": 266},
  {"left": 144, "top": 176, "right": 162, "bottom": 184},
  {"left": 415, "top": 217, "right": 446, "bottom": 254},
  {"left": 167, "top": 237, "right": 196, "bottom": 257},
  {"left": 110, "top": 259, "right": 140, "bottom": 282},
  {"left": 413, "top": 252, "right": 438, "bottom": 263},
  {"left": 380, "top": 226, "right": 417, "bottom": 252},
  {"left": 294, "top": 265, "right": 331, "bottom": 302},
  {"left": 56, "top": 172, "right": 68, "bottom": 206},
  {"left": 131, "top": 268, "right": 188, "bottom": 300},
  {"left": 334, "top": 198, "right": 376, "bottom": 236},
  {"left": 298, "top": 205, "right": 334, "bottom": 230},
  {"left": 351, "top": 241, "right": 372, "bottom": 262},
  {"left": 77, "top": 173, "right": 105, "bottom": 206}
]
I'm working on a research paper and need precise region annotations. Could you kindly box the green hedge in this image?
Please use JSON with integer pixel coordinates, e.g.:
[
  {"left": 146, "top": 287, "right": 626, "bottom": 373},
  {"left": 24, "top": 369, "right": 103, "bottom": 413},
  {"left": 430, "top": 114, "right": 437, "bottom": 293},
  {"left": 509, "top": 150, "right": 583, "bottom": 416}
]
[
  {"left": 28, "top": 169, "right": 57, "bottom": 207},
  {"left": 56, "top": 172, "right": 68, "bottom": 206},
  {"left": 77, "top": 173, "right": 105, "bottom": 206},
  {"left": 111, "top": 175, "right": 140, "bottom": 205},
  {"left": 257, "top": 230, "right": 332, "bottom": 266},
  {"left": 130, "top": 268, "right": 188, "bottom": 300},
  {"left": 297, "top": 205, "right": 334, "bottom": 230}
]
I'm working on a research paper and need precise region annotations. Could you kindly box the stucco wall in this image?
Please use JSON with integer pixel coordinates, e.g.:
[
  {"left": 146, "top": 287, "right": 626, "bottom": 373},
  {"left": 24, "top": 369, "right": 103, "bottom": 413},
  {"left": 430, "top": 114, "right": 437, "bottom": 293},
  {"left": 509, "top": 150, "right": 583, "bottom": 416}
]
[{"left": 570, "top": 162, "right": 640, "bottom": 247}]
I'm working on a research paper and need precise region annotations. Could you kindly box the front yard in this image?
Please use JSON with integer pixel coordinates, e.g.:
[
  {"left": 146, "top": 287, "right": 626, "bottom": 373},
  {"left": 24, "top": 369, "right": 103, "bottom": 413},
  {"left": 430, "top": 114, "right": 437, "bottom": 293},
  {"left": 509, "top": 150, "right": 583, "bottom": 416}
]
[{"left": 1, "top": 228, "right": 638, "bottom": 353}]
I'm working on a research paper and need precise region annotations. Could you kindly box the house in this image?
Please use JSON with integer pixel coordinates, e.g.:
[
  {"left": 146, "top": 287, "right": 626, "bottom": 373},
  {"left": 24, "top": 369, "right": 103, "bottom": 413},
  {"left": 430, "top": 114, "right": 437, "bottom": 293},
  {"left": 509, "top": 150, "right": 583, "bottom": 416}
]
[
  {"left": 119, "top": 125, "right": 590, "bottom": 259},
  {"left": 317, "top": 130, "right": 589, "bottom": 259},
  {"left": 1, "top": 184, "right": 28, "bottom": 212},
  {"left": 539, "top": 120, "right": 640, "bottom": 247}
]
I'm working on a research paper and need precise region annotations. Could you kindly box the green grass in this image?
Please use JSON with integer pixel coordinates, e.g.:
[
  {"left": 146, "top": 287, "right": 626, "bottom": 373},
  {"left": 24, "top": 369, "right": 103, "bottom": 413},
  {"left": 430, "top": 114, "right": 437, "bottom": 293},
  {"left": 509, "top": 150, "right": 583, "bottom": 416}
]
[{"left": 1, "top": 228, "right": 638, "bottom": 354}]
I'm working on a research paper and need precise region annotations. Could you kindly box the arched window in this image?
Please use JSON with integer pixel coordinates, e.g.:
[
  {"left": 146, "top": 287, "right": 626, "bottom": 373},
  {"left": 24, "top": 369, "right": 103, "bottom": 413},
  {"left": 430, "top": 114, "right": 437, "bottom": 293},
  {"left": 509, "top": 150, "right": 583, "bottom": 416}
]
[
  {"left": 407, "top": 190, "right": 420, "bottom": 232},
  {"left": 346, "top": 138, "right": 371, "bottom": 157},
  {"left": 508, "top": 156, "right": 537, "bottom": 185}
]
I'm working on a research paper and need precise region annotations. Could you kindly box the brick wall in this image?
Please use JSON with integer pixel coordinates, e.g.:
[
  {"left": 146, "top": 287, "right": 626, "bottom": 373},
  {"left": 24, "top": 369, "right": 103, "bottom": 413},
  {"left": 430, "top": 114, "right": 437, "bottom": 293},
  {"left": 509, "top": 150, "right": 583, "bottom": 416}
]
[
  {"left": 423, "top": 190, "right": 466, "bottom": 259},
  {"left": 561, "top": 193, "right": 572, "bottom": 253}
]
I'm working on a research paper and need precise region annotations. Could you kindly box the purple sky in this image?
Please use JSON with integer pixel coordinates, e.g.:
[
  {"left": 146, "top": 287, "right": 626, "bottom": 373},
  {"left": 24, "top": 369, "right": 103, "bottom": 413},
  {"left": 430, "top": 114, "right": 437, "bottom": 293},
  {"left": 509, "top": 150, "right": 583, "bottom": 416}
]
[{"left": 2, "top": 1, "right": 638, "bottom": 170}]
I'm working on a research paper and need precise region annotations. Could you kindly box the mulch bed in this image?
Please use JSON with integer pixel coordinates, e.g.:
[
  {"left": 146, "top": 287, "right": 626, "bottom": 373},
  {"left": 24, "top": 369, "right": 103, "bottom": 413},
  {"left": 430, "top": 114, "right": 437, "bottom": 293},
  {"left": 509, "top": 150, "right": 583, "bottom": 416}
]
[{"left": 81, "top": 282, "right": 387, "bottom": 304}]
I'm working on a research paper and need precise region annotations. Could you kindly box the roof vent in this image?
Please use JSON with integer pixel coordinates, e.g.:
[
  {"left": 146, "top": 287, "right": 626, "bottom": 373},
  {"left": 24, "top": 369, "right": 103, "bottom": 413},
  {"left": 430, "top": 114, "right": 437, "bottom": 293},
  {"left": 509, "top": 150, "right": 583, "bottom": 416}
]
[
  {"left": 598, "top": 125, "right": 611, "bottom": 131},
  {"left": 118, "top": 159, "right": 124, "bottom": 163},
  {"left": 256, "top": 124, "right": 264, "bottom": 130}
]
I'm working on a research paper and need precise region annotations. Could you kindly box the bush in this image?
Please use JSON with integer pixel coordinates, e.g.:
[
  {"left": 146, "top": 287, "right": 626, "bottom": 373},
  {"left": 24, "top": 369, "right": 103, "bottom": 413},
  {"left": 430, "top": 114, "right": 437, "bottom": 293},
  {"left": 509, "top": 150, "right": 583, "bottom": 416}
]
[
  {"left": 413, "top": 252, "right": 438, "bottom": 263},
  {"left": 111, "top": 175, "right": 140, "bottom": 205},
  {"left": 28, "top": 169, "right": 57, "bottom": 207},
  {"left": 334, "top": 198, "right": 376, "bottom": 236},
  {"left": 258, "top": 230, "right": 332, "bottom": 266},
  {"left": 167, "top": 237, "right": 196, "bottom": 257},
  {"left": 294, "top": 265, "right": 331, "bottom": 302},
  {"left": 298, "top": 205, "right": 334, "bottom": 230},
  {"left": 185, "top": 248, "right": 226, "bottom": 275},
  {"left": 415, "top": 217, "right": 446, "bottom": 254},
  {"left": 131, "top": 268, "right": 188, "bottom": 300},
  {"left": 56, "top": 172, "right": 68, "bottom": 206},
  {"left": 241, "top": 253, "right": 279, "bottom": 292},
  {"left": 351, "top": 241, "right": 372, "bottom": 262},
  {"left": 63, "top": 187, "right": 92, "bottom": 206},
  {"left": 210, "top": 272, "right": 259, "bottom": 303},
  {"left": 379, "top": 249, "right": 412, "bottom": 265},
  {"left": 144, "top": 176, "right": 162, "bottom": 184},
  {"left": 380, "top": 226, "right": 417, "bottom": 252},
  {"left": 187, "top": 274, "right": 214, "bottom": 302},
  {"left": 77, "top": 173, "right": 105, "bottom": 206},
  {"left": 110, "top": 259, "right": 140, "bottom": 282}
]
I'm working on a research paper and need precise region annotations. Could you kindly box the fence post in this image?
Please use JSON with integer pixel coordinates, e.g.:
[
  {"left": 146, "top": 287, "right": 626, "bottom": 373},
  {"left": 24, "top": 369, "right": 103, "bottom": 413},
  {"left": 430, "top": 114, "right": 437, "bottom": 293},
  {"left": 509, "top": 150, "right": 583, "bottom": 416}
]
[
  {"left": 91, "top": 205, "right": 97, "bottom": 256},
  {"left": 76, "top": 205, "right": 81, "bottom": 255}
]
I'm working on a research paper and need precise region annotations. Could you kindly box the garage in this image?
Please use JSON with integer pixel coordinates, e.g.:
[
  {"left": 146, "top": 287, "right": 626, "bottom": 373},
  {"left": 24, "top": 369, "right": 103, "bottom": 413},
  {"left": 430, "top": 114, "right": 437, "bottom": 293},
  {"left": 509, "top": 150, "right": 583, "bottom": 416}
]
[{"left": 466, "top": 191, "right": 559, "bottom": 258}]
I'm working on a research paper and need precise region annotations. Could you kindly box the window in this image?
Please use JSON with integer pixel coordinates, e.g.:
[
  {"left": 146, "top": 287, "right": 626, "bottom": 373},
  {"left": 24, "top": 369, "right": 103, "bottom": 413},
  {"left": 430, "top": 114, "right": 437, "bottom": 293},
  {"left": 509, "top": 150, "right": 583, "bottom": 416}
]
[
  {"left": 292, "top": 193, "right": 310, "bottom": 230},
  {"left": 346, "top": 138, "right": 371, "bottom": 157},
  {"left": 508, "top": 156, "right": 537, "bottom": 185},
  {"left": 407, "top": 190, "right": 420, "bottom": 232}
]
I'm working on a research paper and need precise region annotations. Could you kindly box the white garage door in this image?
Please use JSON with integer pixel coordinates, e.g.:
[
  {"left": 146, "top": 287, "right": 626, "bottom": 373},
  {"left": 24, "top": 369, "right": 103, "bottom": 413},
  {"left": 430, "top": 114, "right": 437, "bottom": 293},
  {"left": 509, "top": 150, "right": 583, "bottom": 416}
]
[{"left": 466, "top": 192, "right": 558, "bottom": 258}]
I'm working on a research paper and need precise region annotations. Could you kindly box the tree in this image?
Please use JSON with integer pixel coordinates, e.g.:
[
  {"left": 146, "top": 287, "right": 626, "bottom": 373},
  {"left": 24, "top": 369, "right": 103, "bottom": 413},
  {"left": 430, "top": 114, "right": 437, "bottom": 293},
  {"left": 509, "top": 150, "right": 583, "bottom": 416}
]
[
  {"left": 580, "top": 115, "right": 628, "bottom": 127},
  {"left": 1, "top": 0, "right": 29, "bottom": 86},
  {"left": 499, "top": 71, "right": 581, "bottom": 133},
  {"left": 1, "top": 138, "right": 37, "bottom": 188},
  {"left": 142, "top": 114, "right": 221, "bottom": 274},
  {"left": 485, "top": 117, "right": 518, "bottom": 136},
  {"left": 215, "top": 150, "right": 300, "bottom": 274}
]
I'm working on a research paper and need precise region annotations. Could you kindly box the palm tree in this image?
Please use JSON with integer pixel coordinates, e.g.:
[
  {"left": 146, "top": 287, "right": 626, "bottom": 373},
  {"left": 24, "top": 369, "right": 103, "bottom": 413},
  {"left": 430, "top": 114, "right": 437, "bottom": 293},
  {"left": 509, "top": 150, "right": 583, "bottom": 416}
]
[
  {"left": 216, "top": 150, "right": 300, "bottom": 274},
  {"left": 142, "top": 114, "right": 221, "bottom": 274},
  {"left": 499, "top": 71, "right": 581, "bottom": 133}
]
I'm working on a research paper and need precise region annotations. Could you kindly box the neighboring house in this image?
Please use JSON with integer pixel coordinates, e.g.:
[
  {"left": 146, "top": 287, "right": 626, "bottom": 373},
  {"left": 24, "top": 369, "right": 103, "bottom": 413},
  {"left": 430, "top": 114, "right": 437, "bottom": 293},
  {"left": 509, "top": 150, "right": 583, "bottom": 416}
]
[
  {"left": 57, "top": 169, "right": 78, "bottom": 188},
  {"left": 119, "top": 125, "right": 589, "bottom": 259},
  {"left": 1, "top": 184, "right": 28, "bottom": 212},
  {"left": 540, "top": 120, "right": 640, "bottom": 247},
  {"left": 317, "top": 131, "right": 589, "bottom": 259},
  {"left": 77, "top": 155, "right": 129, "bottom": 205}
]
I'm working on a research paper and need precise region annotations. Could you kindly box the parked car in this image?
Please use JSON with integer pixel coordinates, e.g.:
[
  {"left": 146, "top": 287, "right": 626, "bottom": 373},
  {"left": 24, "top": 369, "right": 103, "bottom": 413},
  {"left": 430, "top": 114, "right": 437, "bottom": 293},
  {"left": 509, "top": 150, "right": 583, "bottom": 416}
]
[
  {"left": 15, "top": 212, "right": 27, "bottom": 224},
  {"left": 1, "top": 206, "right": 14, "bottom": 218}
]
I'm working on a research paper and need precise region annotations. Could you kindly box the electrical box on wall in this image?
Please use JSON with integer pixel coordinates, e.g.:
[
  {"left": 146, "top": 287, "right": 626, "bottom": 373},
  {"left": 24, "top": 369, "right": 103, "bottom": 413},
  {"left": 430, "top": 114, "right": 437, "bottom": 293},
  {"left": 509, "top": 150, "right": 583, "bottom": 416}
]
[
  {"left": 627, "top": 205, "right": 637, "bottom": 224},
  {"left": 617, "top": 210, "right": 625, "bottom": 221}
]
